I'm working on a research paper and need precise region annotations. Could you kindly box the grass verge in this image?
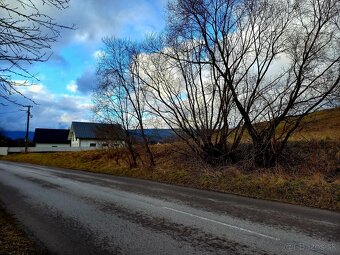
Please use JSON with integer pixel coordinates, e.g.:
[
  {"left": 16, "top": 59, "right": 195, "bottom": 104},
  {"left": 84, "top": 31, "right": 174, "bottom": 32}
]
[
  {"left": 2, "top": 140, "right": 339, "bottom": 211},
  {"left": 0, "top": 203, "right": 47, "bottom": 255}
]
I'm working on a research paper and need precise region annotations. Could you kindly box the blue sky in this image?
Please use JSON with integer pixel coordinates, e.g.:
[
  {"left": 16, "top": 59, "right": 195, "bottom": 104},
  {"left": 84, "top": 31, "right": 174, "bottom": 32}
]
[{"left": 0, "top": 0, "right": 167, "bottom": 131}]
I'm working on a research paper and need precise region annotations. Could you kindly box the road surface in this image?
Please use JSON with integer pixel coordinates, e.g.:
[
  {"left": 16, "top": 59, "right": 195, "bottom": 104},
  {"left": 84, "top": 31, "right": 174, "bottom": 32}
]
[{"left": 0, "top": 161, "right": 338, "bottom": 255}]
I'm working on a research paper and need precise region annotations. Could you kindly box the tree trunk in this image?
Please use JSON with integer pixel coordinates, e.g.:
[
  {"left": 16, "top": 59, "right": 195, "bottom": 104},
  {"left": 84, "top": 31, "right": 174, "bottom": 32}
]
[
  {"left": 201, "top": 143, "right": 236, "bottom": 165},
  {"left": 127, "top": 141, "right": 137, "bottom": 168},
  {"left": 139, "top": 126, "right": 155, "bottom": 168},
  {"left": 142, "top": 134, "right": 156, "bottom": 167},
  {"left": 125, "top": 131, "right": 137, "bottom": 168},
  {"left": 253, "top": 139, "right": 279, "bottom": 168}
]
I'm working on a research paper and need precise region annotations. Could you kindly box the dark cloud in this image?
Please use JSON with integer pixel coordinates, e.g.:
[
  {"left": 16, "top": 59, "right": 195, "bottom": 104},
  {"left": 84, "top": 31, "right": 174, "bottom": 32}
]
[
  {"left": 49, "top": 53, "right": 69, "bottom": 68},
  {"left": 0, "top": 102, "right": 28, "bottom": 132},
  {"left": 75, "top": 67, "right": 97, "bottom": 94},
  {"left": 0, "top": 86, "right": 93, "bottom": 131}
]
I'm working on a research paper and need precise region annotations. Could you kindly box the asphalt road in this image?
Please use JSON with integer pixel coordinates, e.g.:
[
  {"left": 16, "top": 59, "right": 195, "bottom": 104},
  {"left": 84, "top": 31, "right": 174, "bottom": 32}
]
[{"left": 0, "top": 161, "right": 338, "bottom": 255}]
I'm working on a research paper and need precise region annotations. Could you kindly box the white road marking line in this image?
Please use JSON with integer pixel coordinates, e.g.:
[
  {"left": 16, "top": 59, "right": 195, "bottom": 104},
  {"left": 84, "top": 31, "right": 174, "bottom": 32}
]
[{"left": 162, "top": 206, "right": 280, "bottom": 241}]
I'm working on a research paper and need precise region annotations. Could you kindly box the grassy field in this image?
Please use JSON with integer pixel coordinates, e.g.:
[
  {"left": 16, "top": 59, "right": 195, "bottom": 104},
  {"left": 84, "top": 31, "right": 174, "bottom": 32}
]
[
  {"left": 232, "top": 107, "right": 340, "bottom": 143},
  {"left": 290, "top": 107, "right": 340, "bottom": 141},
  {"left": 2, "top": 107, "right": 340, "bottom": 211}
]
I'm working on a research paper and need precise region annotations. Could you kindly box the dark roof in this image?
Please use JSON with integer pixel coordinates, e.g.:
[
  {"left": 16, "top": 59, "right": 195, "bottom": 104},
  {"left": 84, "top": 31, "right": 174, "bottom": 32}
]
[
  {"left": 70, "top": 122, "right": 124, "bottom": 140},
  {"left": 33, "top": 128, "right": 70, "bottom": 144}
]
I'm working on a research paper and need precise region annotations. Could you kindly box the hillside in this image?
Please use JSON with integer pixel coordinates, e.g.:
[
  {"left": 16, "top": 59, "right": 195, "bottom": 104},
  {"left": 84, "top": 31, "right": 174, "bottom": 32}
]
[{"left": 290, "top": 107, "right": 340, "bottom": 141}]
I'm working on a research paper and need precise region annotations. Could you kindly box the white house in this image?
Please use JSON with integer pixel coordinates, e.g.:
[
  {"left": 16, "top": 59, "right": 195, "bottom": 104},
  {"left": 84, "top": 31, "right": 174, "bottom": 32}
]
[
  {"left": 68, "top": 122, "right": 125, "bottom": 148},
  {"left": 33, "top": 128, "right": 71, "bottom": 147}
]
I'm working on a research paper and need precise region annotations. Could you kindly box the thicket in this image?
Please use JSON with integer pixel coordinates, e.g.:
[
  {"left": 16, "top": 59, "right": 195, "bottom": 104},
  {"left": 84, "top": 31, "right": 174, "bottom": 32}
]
[{"left": 93, "top": 0, "right": 339, "bottom": 168}]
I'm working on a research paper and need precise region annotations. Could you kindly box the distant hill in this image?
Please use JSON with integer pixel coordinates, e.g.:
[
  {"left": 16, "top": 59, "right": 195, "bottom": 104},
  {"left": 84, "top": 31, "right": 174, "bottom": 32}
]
[
  {"left": 0, "top": 131, "right": 34, "bottom": 141},
  {"left": 129, "top": 129, "right": 176, "bottom": 143},
  {"left": 236, "top": 106, "right": 340, "bottom": 142}
]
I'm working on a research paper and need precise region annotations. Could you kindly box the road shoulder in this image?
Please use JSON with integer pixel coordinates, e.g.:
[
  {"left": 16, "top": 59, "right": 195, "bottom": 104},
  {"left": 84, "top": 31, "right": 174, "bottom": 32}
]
[{"left": 0, "top": 203, "right": 48, "bottom": 255}]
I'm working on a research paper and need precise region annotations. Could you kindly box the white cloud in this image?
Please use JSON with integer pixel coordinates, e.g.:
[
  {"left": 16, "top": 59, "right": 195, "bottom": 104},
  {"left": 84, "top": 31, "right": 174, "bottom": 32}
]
[
  {"left": 13, "top": 82, "right": 52, "bottom": 102},
  {"left": 27, "top": 84, "right": 45, "bottom": 94},
  {"left": 66, "top": 82, "right": 78, "bottom": 93},
  {"left": 93, "top": 50, "right": 105, "bottom": 59},
  {"left": 59, "top": 112, "right": 73, "bottom": 123}
]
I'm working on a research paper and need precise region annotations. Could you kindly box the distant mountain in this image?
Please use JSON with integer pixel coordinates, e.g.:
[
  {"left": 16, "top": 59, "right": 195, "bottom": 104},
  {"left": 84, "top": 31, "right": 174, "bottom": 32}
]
[
  {"left": 0, "top": 131, "right": 34, "bottom": 141},
  {"left": 129, "top": 129, "right": 176, "bottom": 143}
]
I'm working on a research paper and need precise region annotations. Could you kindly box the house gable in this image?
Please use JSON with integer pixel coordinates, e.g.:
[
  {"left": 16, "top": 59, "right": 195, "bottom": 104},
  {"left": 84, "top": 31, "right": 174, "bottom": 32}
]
[{"left": 68, "top": 122, "right": 125, "bottom": 147}]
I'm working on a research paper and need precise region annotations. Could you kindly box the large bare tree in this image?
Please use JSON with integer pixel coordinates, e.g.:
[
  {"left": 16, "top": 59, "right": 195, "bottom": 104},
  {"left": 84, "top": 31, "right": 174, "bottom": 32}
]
[
  {"left": 167, "top": 0, "right": 340, "bottom": 166},
  {"left": 95, "top": 38, "right": 155, "bottom": 168},
  {"left": 0, "top": 0, "right": 71, "bottom": 105},
  {"left": 139, "top": 36, "right": 245, "bottom": 164},
  {"left": 93, "top": 75, "right": 138, "bottom": 168}
]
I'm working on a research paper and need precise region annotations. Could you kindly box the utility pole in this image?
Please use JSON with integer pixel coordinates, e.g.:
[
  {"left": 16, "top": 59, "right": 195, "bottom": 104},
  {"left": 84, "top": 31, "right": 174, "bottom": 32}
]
[{"left": 24, "top": 105, "right": 32, "bottom": 153}]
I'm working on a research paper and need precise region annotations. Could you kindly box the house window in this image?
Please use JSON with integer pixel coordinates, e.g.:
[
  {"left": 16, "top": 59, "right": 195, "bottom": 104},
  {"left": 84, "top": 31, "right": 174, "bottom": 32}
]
[{"left": 90, "top": 143, "right": 96, "bottom": 147}]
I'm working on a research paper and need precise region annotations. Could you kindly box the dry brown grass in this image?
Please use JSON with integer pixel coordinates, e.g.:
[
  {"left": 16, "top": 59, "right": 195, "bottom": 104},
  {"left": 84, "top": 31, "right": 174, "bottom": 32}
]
[
  {"left": 3, "top": 139, "right": 339, "bottom": 211},
  {"left": 290, "top": 107, "right": 340, "bottom": 141},
  {"left": 229, "top": 107, "right": 340, "bottom": 143},
  {"left": 0, "top": 204, "right": 47, "bottom": 255},
  {"left": 2, "top": 107, "right": 340, "bottom": 211}
]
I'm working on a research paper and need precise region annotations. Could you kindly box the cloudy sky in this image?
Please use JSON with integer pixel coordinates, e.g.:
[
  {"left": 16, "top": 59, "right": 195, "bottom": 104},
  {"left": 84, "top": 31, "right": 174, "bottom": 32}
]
[{"left": 0, "top": 0, "right": 167, "bottom": 131}]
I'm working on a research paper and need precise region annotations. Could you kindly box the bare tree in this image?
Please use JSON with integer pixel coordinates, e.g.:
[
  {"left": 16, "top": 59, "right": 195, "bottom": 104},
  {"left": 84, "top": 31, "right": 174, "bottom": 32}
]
[
  {"left": 139, "top": 36, "right": 245, "bottom": 164},
  {"left": 0, "top": 0, "right": 72, "bottom": 105},
  {"left": 93, "top": 77, "right": 138, "bottom": 168},
  {"left": 167, "top": 0, "right": 340, "bottom": 167},
  {"left": 95, "top": 38, "right": 155, "bottom": 168}
]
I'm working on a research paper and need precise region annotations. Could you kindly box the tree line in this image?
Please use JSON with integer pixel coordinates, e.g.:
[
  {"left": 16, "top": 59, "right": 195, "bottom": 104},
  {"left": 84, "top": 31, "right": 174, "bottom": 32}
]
[{"left": 94, "top": 0, "right": 339, "bottom": 168}]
